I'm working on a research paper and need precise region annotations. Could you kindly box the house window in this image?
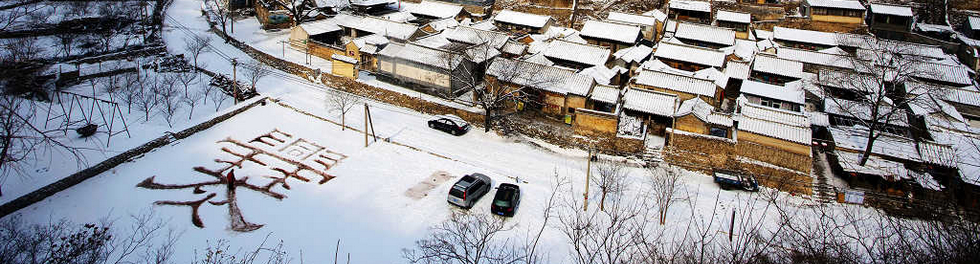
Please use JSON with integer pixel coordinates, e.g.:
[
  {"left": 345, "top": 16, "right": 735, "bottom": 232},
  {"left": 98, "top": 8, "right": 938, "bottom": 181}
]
[
  {"left": 709, "top": 127, "right": 728, "bottom": 138},
  {"left": 760, "top": 99, "right": 781, "bottom": 109}
]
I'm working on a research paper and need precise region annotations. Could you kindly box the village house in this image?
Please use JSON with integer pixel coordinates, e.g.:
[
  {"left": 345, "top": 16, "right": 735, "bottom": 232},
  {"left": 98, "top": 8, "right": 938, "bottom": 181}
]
[
  {"left": 330, "top": 54, "right": 359, "bottom": 79},
  {"left": 673, "top": 98, "right": 734, "bottom": 138},
  {"left": 579, "top": 65, "right": 628, "bottom": 86},
  {"left": 632, "top": 69, "right": 721, "bottom": 106},
  {"left": 611, "top": 45, "right": 653, "bottom": 73},
  {"left": 641, "top": 9, "right": 669, "bottom": 42},
  {"left": 802, "top": 0, "right": 866, "bottom": 25},
  {"left": 823, "top": 97, "right": 912, "bottom": 136},
  {"left": 751, "top": 53, "right": 804, "bottom": 85},
  {"left": 621, "top": 87, "right": 680, "bottom": 135},
  {"left": 907, "top": 81, "right": 980, "bottom": 128},
  {"left": 421, "top": 18, "right": 460, "bottom": 34},
  {"left": 408, "top": 0, "right": 466, "bottom": 24},
  {"left": 443, "top": 25, "right": 511, "bottom": 50},
  {"left": 331, "top": 13, "right": 423, "bottom": 43},
  {"left": 349, "top": 34, "right": 389, "bottom": 71},
  {"left": 911, "top": 62, "right": 975, "bottom": 88},
  {"left": 485, "top": 57, "right": 595, "bottom": 116},
  {"left": 585, "top": 84, "right": 621, "bottom": 113},
  {"left": 541, "top": 40, "right": 612, "bottom": 70},
  {"left": 739, "top": 80, "right": 806, "bottom": 112},
  {"left": 735, "top": 99, "right": 813, "bottom": 156},
  {"left": 715, "top": 10, "right": 752, "bottom": 39},
  {"left": 500, "top": 40, "right": 528, "bottom": 58},
  {"left": 772, "top": 26, "right": 839, "bottom": 50},
  {"left": 349, "top": 0, "right": 397, "bottom": 15},
  {"left": 826, "top": 125, "right": 942, "bottom": 193},
  {"left": 493, "top": 10, "right": 554, "bottom": 35},
  {"left": 668, "top": 0, "right": 712, "bottom": 24},
  {"left": 653, "top": 41, "right": 726, "bottom": 71},
  {"left": 431, "top": 0, "right": 495, "bottom": 20},
  {"left": 289, "top": 19, "right": 343, "bottom": 47},
  {"left": 606, "top": 12, "right": 659, "bottom": 41},
  {"left": 868, "top": 3, "right": 914, "bottom": 35},
  {"left": 724, "top": 60, "right": 751, "bottom": 92},
  {"left": 377, "top": 41, "right": 496, "bottom": 97},
  {"left": 579, "top": 20, "right": 643, "bottom": 52},
  {"left": 673, "top": 22, "right": 736, "bottom": 49}
]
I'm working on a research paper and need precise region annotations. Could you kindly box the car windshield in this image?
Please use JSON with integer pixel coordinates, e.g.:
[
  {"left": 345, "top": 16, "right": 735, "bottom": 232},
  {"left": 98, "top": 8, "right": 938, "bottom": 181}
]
[
  {"left": 494, "top": 189, "right": 513, "bottom": 206},
  {"left": 450, "top": 188, "right": 464, "bottom": 198},
  {"left": 493, "top": 199, "right": 511, "bottom": 207}
]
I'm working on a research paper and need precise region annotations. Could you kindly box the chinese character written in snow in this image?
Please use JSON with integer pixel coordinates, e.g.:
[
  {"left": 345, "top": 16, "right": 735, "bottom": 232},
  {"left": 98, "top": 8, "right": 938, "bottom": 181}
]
[{"left": 137, "top": 129, "right": 347, "bottom": 232}]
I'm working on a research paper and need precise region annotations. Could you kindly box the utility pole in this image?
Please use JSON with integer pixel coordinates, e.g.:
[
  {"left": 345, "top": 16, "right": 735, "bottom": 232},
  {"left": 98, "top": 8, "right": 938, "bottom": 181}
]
[
  {"left": 231, "top": 58, "right": 239, "bottom": 104},
  {"left": 281, "top": 40, "right": 286, "bottom": 57},
  {"left": 729, "top": 209, "right": 736, "bottom": 242}
]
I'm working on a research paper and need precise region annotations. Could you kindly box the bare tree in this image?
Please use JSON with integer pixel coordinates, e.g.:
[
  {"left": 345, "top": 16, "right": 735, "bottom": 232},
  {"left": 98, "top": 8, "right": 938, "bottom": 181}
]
[
  {"left": 192, "top": 235, "right": 292, "bottom": 264},
  {"left": 0, "top": 96, "right": 87, "bottom": 197},
  {"left": 183, "top": 34, "right": 211, "bottom": 69},
  {"left": 210, "top": 88, "right": 229, "bottom": 112},
  {"left": 203, "top": 0, "right": 232, "bottom": 42},
  {"left": 822, "top": 36, "right": 939, "bottom": 166},
  {"left": 522, "top": 172, "right": 568, "bottom": 264},
  {"left": 157, "top": 74, "right": 182, "bottom": 127},
  {"left": 649, "top": 166, "right": 683, "bottom": 225},
  {"left": 241, "top": 61, "right": 271, "bottom": 92},
  {"left": 592, "top": 159, "right": 629, "bottom": 211},
  {"left": 402, "top": 211, "right": 520, "bottom": 264},
  {"left": 273, "top": 0, "right": 317, "bottom": 26},
  {"left": 183, "top": 89, "right": 204, "bottom": 120},
  {"left": 177, "top": 71, "right": 199, "bottom": 96},
  {"left": 480, "top": 57, "right": 557, "bottom": 132},
  {"left": 135, "top": 78, "right": 159, "bottom": 122},
  {"left": 324, "top": 87, "right": 362, "bottom": 131},
  {"left": 0, "top": 0, "right": 41, "bottom": 31}
]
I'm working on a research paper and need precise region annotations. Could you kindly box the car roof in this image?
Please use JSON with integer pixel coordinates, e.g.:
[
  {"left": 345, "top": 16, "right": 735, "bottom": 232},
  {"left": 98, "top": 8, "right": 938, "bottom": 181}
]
[
  {"left": 498, "top": 183, "right": 520, "bottom": 189},
  {"left": 434, "top": 114, "right": 468, "bottom": 126}
]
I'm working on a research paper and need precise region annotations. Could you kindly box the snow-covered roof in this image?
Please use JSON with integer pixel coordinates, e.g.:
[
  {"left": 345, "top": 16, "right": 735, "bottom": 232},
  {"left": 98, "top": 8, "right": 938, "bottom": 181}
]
[
  {"left": 942, "top": 86, "right": 980, "bottom": 107},
  {"left": 917, "top": 141, "right": 958, "bottom": 168},
  {"left": 694, "top": 67, "right": 729, "bottom": 88},
  {"left": 834, "top": 150, "right": 910, "bottom": 180},
  {"left": 580, "top": 65, "right": 626, "bottom": 85},
  {"left": 913, "top": 62, "right": 973, "bottom": 86},
  {"left": 738, "top": 115, "right": 812, "bottom": 145},
  {"left": 315, "top": 0, "right": 350, "bottom": 7},
  {"left": 932, "top": 130, "right": 980, "bottom": 186},
  {"left": 392, "top": 43, "right": 464, "bottom": 70},
  {"left": 806, "top": 0, "right": 866, "bottom": 10},
  {"left": 607, "top": 12, "right": 658, "bottom": 27},
  {"left": 380, "top": 11, "right": 417, "bottom": 23},
  {"left": 524, "top": 52, "right": 554, "bottom": 66},
  {"left": 715, "top": 10, "right": 751, "bottom": 24},
  {"left": 579, "top": 20, "right": 642, "bottom": 44},
  {"left": 589, "top": 84, "right": 622, "bottom": 104},
  {"left": 298, "top": 19, "right": 342, "bottom": 36},
  {"left": 739, "top": 100, "right": 810, "bottom": 127},
  {"left": 642, "top": 9, "right": 668, "bottom": 22},
  {"left": 622, "top": 88, "right": 679, "bottom": 116},
  {"left": 969, "top": 16, "right": 980, "bottom": 30},
  {"left": 409, "top": 0, "right": 464, "bottom": 19},
  {"left": 725, "top": 61, "right": 751, "bottom": 80},
  {"left": 633, "top": 70, "right": 717, "bottom": 97},
  {"left": 613, "top": 45, "right": 653, "bottom": 64},
  {"left": 331, "top": 54, "right": 358, "bottom": 64},
  {"left": 674, "top": 22, "right": 735, "bottom": 46},
  {"left": 830, "top": 126, "right": 920, "bottom": 162},
  {"left": 444, "top": 26, "right": 510, "bottom": 49},
  {"left": 334, "top": 14, "right": 419, "bottom": 41},
  {"left": 501, "top": 41, "right": 527, "bottom": 55},
  {"left": 377, "top": 42, "right": 404, "bottom": 57},
  {"left": 494, "top": 10, "right": 551, "bottom": 28},
  {"left": 752, "top": 54, "right": 804, "bottom": 79},
  {"left": 427, "top": 17, "right": 460, "bottom": 32},
  {"left": 740, "top": 80, "right": 805, "bottom": 105},
  {"left": 542, "top": 40, "right": 611, "bottom": 67},
  {"left": 869, "top": 3, "right": 913, "bottom": 17},
  {"left": 669, "top": 0, "right": 711, "bottom": 13},
  {"left": 486, "top": 57, "right": 594, "bottom": 96},
  {"left": 777, "top": 47, "right": 854, "bottom": 69},
  {"left": 677, "top": 98, "right": 733, "bottom": 127},
  {"left": 724, "top": 39, "right": 759, "bottom": 61},
  {"left": 654, "top": 41, "right": 726, "bottom": 68},
  {"left": 823, "top": 98, "right": 910, "bottom": 127},
  {"left": 349, "top": 0, "right": 395, "bottom": 6},
  {"left": 772, "top": 26, "right": 838, "bottom": 47}
]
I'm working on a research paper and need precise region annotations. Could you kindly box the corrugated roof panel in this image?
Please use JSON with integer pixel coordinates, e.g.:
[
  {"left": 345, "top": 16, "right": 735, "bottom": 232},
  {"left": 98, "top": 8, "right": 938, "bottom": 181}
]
[
  {"left": 654, "top": 41, "right": 726, "bottom": 68},
  {"left": 675, "top": 22, "right": 736, "bottom": 46},
  {"left": 633, "top": 70, "right": 716, "bottom": 97}
]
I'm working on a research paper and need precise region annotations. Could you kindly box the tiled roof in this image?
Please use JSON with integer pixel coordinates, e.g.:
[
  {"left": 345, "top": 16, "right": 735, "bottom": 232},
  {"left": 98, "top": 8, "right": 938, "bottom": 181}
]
[
  {"left": 674, "top": 22, "right": 735, "bottom": 46},
  {"left": 542, "top": 40, "right": 611, "bottom": 67},
  {"left": 773, "top": 26, "right": 838, "bottom": 47},
  {"left": 444, "top": 26, "right": 510, "bottom": 49},
  {"left": 654, "top": 41, "right": 726, "bottom": 68},
  {"left": 613, "top": 45, "right": 653, "bottom": 64},
  {"left": 486, "top": 57, "right": 594, "bottom": 96},
  {"left": 777, "top": 47, "right": 854, "bottom": 69},
  {"left": 633, "top": 70, "right": 717, "bottom": 97},
  {"left": 589, "top": 84, "right": 622, "bottom": 104},
  {"left": 622, "top": 88, "right": 679, "bottom": 116},
  {"left": 917, "top": 141, "right": 958, "bottom": 168},
  {"left": 869, "top": 3, "right": 913, "bottom": 17},
  {"left": 677, "top": 98, "right": 733, "bottom": 127},
  {"left": 725, "top": 61, "right": 751, "bottom": 80},
  {"left": 298, "top": 19, "right": 342, "bottom": 36},
  {"left": 494, "top": 10, "right": 551, "bottom": 28},
  {"left": 716, "top": 10, "right": 751, "bottom": 24},
  {"left": 807, "top": 0, "right": 866, "bottom": 10},
  {"left": 410, "top": 0, "right": 463, "bottom": 19},
  {"left": 823, "top": 98, "right": 910, "bottom": 127},
  {"left": 607, "top": 12, "right": 657, "bottom": 27},
  {"left": 752, "top": 54, "right": 804, "bottom": 79},
  {"left": 334, "top": 14, "right": 419, "bottom": 40},
  {"left": 669, "top": 0, "right": 711, "bottom": 13},
  {"left": 579, "top": 20, "right": 642, "bottom": 44},
  {"left": 739, "top": 100, "right": 810, "bottom": 127},
  {"left": 738, "top": 116, "right": 812, "bottom": 144},
  {"left": 740, "top": 80, "right": 805, "bottom": 105}
]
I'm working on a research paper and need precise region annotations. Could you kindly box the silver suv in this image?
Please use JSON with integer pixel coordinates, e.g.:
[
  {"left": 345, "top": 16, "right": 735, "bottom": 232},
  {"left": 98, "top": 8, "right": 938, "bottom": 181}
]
[{"left": 447, "top": 173, "right": 492, "bottom": 209}]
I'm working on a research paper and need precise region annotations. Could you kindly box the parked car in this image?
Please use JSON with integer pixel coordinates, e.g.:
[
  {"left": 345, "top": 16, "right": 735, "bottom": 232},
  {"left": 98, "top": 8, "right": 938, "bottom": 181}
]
[
  {"left": 428, "top": 114, "right": 470, "bottom": 136},
  {"left": 713, "top": 170, "right": 759, "bottom": 192},
  {"left": 491, "top": 183, "right": 521, "bottom": 217},
  {"left": 447, "top": 173, "right": 492, "bottom": 209}
]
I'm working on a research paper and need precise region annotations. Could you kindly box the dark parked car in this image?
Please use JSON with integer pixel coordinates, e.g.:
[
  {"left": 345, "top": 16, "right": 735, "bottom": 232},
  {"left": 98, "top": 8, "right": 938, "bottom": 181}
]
[
  {"left": 447, "top": 173, "right": 492, "bottom": 209},
  {"left": 713, "top": 170, "right": 759, "bottom": 192},
  {"left": 491, "top": 183, "right": 521, "bottom": 217},
  {"left": 428, "top": 114, "right": 470, "bottom": 136}
]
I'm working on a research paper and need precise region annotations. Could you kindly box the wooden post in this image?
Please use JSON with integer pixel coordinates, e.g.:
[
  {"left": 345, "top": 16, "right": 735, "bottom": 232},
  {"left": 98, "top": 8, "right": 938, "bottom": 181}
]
[
  {"left": 729, "top": 209, "right": 736, "bottom": 242},
  {"left": 364, "top": 104, "right": 369, "bottom": 147},
  {"left": 584, "top": 148, "right": 591, "bottom": 211},
  {"left": 231, "top": 59, "right": 238, "bottom": 104}
]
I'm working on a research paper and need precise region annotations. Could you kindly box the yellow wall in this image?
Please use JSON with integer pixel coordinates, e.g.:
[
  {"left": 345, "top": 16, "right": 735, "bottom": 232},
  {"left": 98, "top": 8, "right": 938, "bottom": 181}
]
[
  {"left": 331, "top": 60, "right": 357, "bottom": 79},
  {"left": 394, "top": 63, "right": 452, "bottom": 88},
  {"left": 566, "top": 94, "right": 587, "bottom": 112},
  {"left": 738, "top": 131, "right": 811, "bottom": 156},
  {"left": 735, "top": 31, "right": 749, "bottom": 39},
  {"left": 542, "top": 91, "right": 566, "bottom": 115},
  {"left": 812, "top": 14, "right": 864, "bottom": 24},
  {"left": 573, "top": 110, "right": 618, "bottom": 134},
  {"left": 675, "top": 115, "right": 708, "bottom": 135},
  {"left": 309, "top": 43, "right": 346, "bottom": 61}
]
